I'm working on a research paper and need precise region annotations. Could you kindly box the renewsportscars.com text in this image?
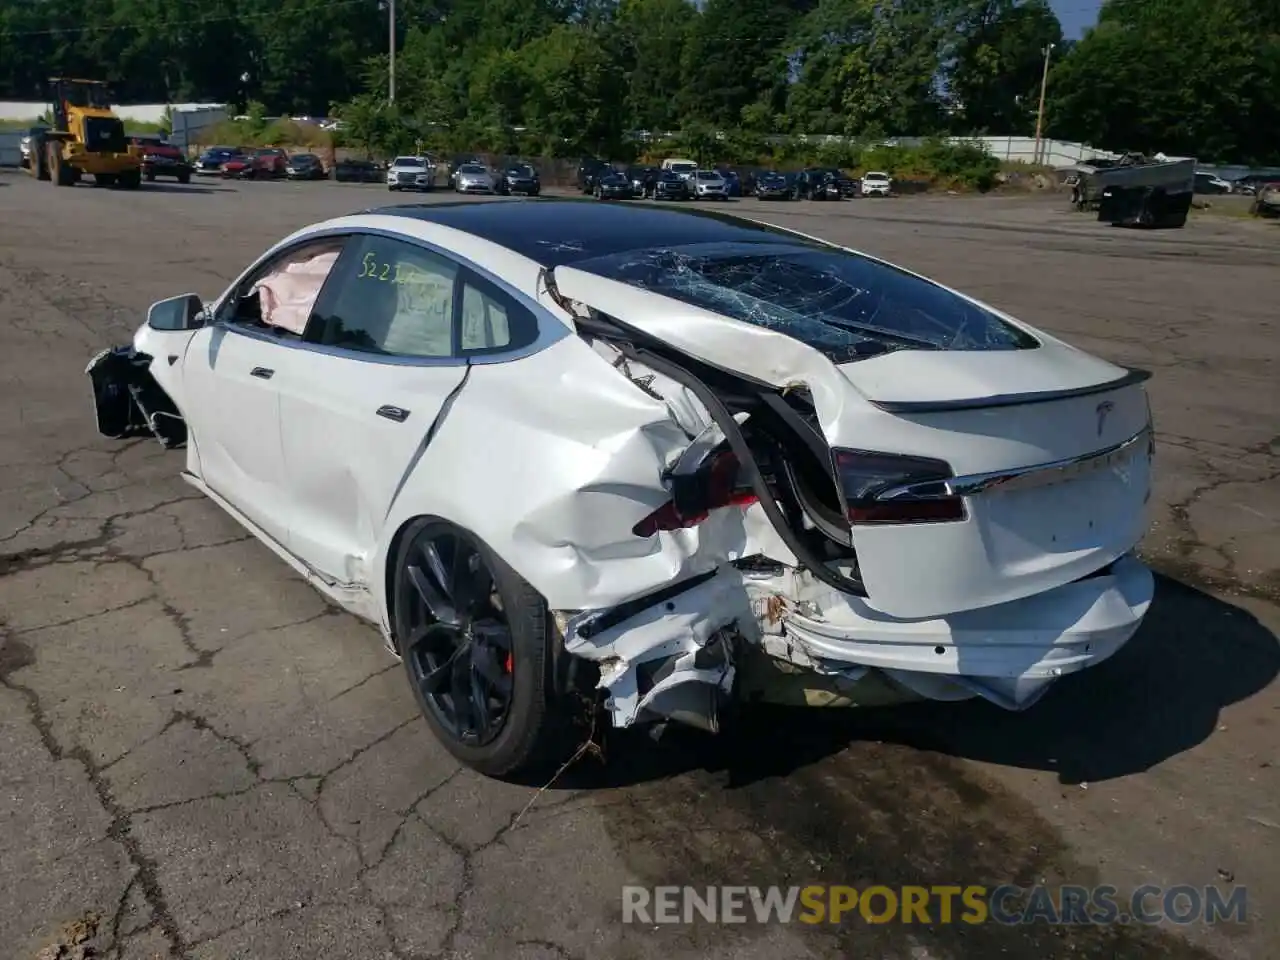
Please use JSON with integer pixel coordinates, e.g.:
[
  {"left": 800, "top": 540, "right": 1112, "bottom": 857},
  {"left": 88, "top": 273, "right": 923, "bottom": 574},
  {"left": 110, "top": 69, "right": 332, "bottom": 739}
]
[{"left": 621, "top": 884, "right": 1248, "bottom": 926}]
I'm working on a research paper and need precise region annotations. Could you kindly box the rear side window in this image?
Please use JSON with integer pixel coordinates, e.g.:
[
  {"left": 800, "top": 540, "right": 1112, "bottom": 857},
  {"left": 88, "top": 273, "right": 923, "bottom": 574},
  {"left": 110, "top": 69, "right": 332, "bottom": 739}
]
[
  {"left": 574, "top": 241, "right": 1040, "bottom": 361},
  {"left": 309, "top": 235, "right": 458, "bottom": 358},
  {"left": 457, "top": 272, "right": 539, "bottom": 356}
]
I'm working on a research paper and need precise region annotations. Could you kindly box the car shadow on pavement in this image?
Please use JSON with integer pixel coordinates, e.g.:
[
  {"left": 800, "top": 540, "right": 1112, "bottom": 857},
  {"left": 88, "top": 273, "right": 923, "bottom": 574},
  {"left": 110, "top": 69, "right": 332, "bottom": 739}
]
[
  {"left": 577, "top": 573, "right": 1278, "bottom": 790},
  {"left": 137, "top": 183, "right": 228, "bottom": 195}
]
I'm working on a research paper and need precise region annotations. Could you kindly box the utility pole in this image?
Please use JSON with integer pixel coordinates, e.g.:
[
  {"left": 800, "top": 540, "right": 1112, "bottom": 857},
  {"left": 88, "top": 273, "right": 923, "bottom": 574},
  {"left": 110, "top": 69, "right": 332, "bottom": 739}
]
[
  {"left": 388, "top": 0, "right": 396, "bottom": 104},
  {"left": 1033, "top": 42, "right": 1054, "bottom": 164}
]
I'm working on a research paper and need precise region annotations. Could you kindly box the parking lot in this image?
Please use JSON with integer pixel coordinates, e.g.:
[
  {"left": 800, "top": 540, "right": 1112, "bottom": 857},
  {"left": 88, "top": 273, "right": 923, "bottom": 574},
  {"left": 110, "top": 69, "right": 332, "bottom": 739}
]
[{"left": 0, "top": 169, "right": 1277, "bottom": 960}]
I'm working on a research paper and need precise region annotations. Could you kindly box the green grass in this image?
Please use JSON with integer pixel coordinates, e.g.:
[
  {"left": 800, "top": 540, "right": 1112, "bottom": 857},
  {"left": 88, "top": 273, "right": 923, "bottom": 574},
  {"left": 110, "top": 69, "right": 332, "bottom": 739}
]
[{"left": 1191, "top": 195, "right": 1257, "bottom": 219}]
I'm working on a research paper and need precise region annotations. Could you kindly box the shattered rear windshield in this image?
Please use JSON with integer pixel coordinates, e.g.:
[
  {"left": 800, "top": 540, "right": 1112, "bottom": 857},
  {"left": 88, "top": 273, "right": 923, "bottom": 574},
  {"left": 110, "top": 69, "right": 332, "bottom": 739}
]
[{"left": 573, "top": 241, "right": 1039, "bottom": 360}]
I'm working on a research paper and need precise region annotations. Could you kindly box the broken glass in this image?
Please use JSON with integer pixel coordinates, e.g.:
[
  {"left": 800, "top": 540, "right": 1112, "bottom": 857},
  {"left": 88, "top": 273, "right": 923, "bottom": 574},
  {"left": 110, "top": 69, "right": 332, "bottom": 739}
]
[{"left": 573, "top": 241, "right": 1040, "bottom": 362}]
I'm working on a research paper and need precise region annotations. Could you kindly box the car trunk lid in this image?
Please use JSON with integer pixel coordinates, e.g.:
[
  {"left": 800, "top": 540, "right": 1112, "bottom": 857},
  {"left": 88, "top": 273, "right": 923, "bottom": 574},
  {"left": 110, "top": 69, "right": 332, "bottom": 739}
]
[{"left": 545, "top": 265, "right": 1154, "bottom": 620}]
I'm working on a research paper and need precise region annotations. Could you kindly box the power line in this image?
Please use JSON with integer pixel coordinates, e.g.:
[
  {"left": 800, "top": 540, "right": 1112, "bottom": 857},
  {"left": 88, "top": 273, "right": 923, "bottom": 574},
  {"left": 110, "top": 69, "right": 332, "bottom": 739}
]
[
  {"left": 0, "top": 0, "right": 373, "bottom": 39},
  {"left": 0, "top": 2, "right": 1112, "bottom": 41}
]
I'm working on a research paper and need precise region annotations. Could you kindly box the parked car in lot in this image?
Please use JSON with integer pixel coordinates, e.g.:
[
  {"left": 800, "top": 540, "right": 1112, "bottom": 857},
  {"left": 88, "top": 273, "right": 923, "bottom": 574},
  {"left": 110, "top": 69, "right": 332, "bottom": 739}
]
[
  {"left": 652, "top": 169, "right": 692, "bottom": 200},
  {"left": 334, "top": 158, "right": 384, "bottom": 183},
  {"left": 754, "top": 170, "right": 798, "bottom": 200},
  {"left": 861, "top": 171, "right": 892, "bottom": 197},
  {"left": 221, "top": 147, "right": 289, "bottom": 180},
  {"left": 387, "top": 156, "right": 436, "bottom": 192},
  {"left": 128, "top": 135, "right": 193, "bottom": 184},
  {"left": 195, "top": 146, "right": 244, "bottom": 176},
  {"left": 593, "top": 170, "right": 635, "bottom": 200},
  {"left": 1251, "top": 181, "right": 1280, "bottom": 217},
  {"left": 1227, "top": 173, "right": 1275, "bottom": 196},
  {"left": 285, "top": 153, "right": 327, "bottom": 181},
  {"left": 86, "top": 199, "right": 1157, "bottom": 779},
  {"left": 799, "top": 167, "right": 858, "bottom": 199},
  {"left": 453, "top": 163, "right": 496, "bottom": 194},
  {"left": 691, "top": 169, "right": 729, "bottom": 200},
  {"left": 577, "top": 156, "right": 612, "bottom": 194},
  {"left": 719, "top": 170, "right": 742, "bottom": 197},
  {"left": 18, "top": 124, "right": 50, "bottom": 170},
  {"left": 448, "top": 155, "right": 485, "bottom": 188},
  {"left": 496, "top": 163, "right": 541, "bottom": 196},
  {"left": 1193, "top": 171, "right": 1231, "bottom": 195},
  {"left": 661, "top": 158, "right": 698, "bottom": 183}
]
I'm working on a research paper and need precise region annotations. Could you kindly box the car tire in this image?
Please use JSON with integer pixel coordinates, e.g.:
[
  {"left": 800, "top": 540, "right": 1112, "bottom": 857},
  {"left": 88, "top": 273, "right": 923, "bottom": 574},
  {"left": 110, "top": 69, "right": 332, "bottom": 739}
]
[
  {"left": 393, "top": 517, "right": 580, "bottom": 779},
  {"left": 177, "top": 171, "right": 190, "bottom": 184}
]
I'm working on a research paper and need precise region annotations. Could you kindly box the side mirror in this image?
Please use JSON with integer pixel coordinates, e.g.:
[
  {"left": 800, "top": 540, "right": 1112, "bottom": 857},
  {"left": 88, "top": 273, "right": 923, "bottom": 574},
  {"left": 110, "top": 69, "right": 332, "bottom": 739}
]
[{"left": 147, "top": 293, "right": 205, "bottom": 331}]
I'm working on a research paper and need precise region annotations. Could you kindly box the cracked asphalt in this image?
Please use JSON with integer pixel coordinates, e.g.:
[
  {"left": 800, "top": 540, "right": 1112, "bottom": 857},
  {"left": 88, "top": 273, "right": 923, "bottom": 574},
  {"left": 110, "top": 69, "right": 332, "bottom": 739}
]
[{"left": 0, "top": 171, "right": 1277, "bottom": 960}]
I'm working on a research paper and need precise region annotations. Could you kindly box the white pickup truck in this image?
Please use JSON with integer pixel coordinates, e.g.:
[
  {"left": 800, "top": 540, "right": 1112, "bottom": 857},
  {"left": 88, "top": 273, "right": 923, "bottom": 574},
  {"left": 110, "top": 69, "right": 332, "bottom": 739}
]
[{"left": 662, "top": 157, "right": 698, "bottom": 182}]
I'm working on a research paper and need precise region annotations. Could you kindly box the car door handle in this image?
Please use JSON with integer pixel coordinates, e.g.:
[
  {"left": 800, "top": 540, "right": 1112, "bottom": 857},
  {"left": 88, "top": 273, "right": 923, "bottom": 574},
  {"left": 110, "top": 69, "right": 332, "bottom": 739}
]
[
  {"left": 376, "top": 405, "right": 410, "bottom": 423},
  {"left": 250, "top": 367, "right": 274, "bottom": 380}
]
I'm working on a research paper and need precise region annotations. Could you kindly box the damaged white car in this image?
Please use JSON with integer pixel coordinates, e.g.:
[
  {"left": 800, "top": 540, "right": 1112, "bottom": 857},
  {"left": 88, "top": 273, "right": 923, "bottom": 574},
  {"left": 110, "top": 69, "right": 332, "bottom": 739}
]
[{"left": 86, "top": 199, "right": 1156, "bottom": 777}]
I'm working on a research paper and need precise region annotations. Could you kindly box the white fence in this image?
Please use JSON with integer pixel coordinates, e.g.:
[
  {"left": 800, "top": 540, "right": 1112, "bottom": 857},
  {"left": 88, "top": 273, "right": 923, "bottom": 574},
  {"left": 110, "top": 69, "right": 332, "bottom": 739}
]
[
  {"left": 959, "top": 135, "right": 1121, "bottom": 166},
  {"left": 0, "top": 100, "right": 225, "bottom": 123},
  {"left": 0, "top": 104, "right": 229, "bottom": 163},
  {"left": 0, "top": 130, "right": 22, "bottom": 167},
  {"left": 793, "top": 134, "right": 1124, "bottom": 167},
  {"left": 167, "top": 107, "right": 230, "bottom": 150}
]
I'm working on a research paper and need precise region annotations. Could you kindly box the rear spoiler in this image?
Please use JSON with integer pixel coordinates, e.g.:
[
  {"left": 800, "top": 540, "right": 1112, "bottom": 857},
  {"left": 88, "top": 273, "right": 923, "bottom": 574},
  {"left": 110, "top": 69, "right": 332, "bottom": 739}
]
[{"left": 869, "top": 367, "right": 1152, "bottom": 414}]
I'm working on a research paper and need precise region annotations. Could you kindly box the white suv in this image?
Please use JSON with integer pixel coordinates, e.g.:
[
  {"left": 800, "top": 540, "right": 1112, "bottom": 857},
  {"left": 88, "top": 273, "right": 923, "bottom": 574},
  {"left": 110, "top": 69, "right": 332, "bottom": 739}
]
[
  {"left": 861, "top": 171, "right": 891, "bottom": 197},
  {"left": 692, "top": 169, "right": 728, "bottom": 200},
  {"left": 386, "top": 156, "right": 436, "bottom": 191}
]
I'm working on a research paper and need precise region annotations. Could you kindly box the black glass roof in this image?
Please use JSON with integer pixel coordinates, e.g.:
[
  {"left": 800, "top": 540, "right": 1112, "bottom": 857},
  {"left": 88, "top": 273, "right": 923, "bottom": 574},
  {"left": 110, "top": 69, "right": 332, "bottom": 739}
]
[{"left": 362, "top": 198, "right": 818, "bottom": 267}]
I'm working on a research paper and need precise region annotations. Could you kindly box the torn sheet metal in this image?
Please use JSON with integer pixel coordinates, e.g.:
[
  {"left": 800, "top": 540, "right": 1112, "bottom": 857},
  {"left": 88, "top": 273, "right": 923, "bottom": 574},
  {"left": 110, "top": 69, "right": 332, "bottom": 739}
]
[
  {"left": 562, "top": 568, "right": 756, "bottom": 728},
  {"left": 87, "top": 345, "right": 186, "bottom": 448},
  {"left": 740, "top": 553, "right": 1153, "bottom": 711},
  {"left": 372, "top": 334, "right": 760, "bottom": 621},
  {"left": 547, "top": 264, "right": 1155, "bottom": 623}
]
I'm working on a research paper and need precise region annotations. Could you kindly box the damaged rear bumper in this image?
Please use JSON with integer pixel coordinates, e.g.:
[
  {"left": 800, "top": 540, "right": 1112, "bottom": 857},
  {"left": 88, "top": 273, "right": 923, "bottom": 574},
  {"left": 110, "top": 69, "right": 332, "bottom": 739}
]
[{"left": 562, "top": 554, "right": 1153, "bottom": 728}]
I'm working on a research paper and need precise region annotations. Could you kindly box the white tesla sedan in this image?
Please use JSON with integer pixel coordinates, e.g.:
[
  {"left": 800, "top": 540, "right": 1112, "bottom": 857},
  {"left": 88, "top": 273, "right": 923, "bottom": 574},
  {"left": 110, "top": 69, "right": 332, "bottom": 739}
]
[{"left": 86, "top": 199, "right": 1156, "bottom": 778}]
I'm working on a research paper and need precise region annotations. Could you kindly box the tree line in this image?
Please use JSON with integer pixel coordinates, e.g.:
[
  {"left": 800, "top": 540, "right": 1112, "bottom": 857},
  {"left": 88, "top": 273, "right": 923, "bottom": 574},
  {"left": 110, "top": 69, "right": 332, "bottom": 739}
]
[{"left": 2, "top": 0, "right": 1277, "bottom": 164}]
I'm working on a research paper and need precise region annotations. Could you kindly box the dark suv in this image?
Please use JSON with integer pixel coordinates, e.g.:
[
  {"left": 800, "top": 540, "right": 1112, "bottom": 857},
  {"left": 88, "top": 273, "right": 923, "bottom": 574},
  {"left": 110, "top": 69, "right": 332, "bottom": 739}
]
[
  {"left": 497, "top": 162, "right": 541, "bottom": 196},
  {"left": 798, "top": 167, "right": 858, "bottom": 200}
]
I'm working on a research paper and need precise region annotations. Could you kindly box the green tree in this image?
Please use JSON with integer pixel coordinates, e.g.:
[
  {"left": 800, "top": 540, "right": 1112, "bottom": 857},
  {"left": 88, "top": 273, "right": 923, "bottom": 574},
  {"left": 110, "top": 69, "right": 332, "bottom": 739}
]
[
  {"left": 946, "top": 0, "right": 1063, "bottom": 133},
  {"left": 678, "top": 0, "right": 798, "bottom": 127},
  {"left": 518, "top": 23, "right": 627, "bottom": 153},
  {"left": 1047, "top": 0, "right": 1280, "bottom": 162},
  {"left": 615, "top": 0, "right": 696, "bottom": 132},
  {"left": 788, "top": 0, "right": 956, "bottom": 136}
]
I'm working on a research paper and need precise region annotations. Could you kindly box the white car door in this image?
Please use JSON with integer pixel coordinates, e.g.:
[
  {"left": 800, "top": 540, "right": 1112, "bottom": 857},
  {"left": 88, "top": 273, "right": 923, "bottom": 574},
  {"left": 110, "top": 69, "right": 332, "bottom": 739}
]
[
  {"left": 181, "top": 236, "right": 350, "bottom": 550},
  {"left": 274, "top": 232, "right": 538, "bottom": 584}
]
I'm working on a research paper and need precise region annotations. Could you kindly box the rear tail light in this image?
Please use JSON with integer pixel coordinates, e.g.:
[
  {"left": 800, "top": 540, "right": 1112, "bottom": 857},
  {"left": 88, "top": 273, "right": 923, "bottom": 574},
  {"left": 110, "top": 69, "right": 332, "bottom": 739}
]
[
  {"left": 632, "top": 449, "right": 758, "bottom": 537},
  {"left": 833, "top": 449, "right": 966, "bottom": 524}
]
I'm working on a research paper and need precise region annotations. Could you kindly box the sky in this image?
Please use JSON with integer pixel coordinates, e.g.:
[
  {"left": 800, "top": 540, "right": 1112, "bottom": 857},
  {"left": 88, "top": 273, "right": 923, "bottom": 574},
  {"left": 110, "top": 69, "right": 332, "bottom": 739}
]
[{"left": 1051, "top": 0, "right": 1102, "bottom": 39}]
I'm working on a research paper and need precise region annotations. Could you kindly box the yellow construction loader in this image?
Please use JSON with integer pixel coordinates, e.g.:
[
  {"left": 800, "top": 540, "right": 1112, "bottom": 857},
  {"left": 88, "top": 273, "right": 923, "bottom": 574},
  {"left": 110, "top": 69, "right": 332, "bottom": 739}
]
[{"left": 27, "top": 78, "right": 143, "bottom": 189}]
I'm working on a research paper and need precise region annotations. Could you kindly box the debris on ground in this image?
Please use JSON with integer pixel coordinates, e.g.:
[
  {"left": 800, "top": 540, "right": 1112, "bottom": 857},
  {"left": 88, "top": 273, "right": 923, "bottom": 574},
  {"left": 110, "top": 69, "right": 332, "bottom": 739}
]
[{"left": 33, "top": 912, "right": 102, "bottom": 960}]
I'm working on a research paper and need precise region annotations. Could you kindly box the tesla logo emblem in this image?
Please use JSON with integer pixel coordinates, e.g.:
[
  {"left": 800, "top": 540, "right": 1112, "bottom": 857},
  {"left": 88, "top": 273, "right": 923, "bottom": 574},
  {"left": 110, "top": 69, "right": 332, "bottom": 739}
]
[{"left": 1096, "top": 401, "right": 1115, "bottom": 436}]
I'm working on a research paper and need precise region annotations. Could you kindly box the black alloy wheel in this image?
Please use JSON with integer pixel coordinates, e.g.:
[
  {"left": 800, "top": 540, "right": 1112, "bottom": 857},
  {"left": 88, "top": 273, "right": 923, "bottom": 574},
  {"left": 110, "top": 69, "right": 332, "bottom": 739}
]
[{"left": 393, "top": 518, "right": 572, "bottom": 777}]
